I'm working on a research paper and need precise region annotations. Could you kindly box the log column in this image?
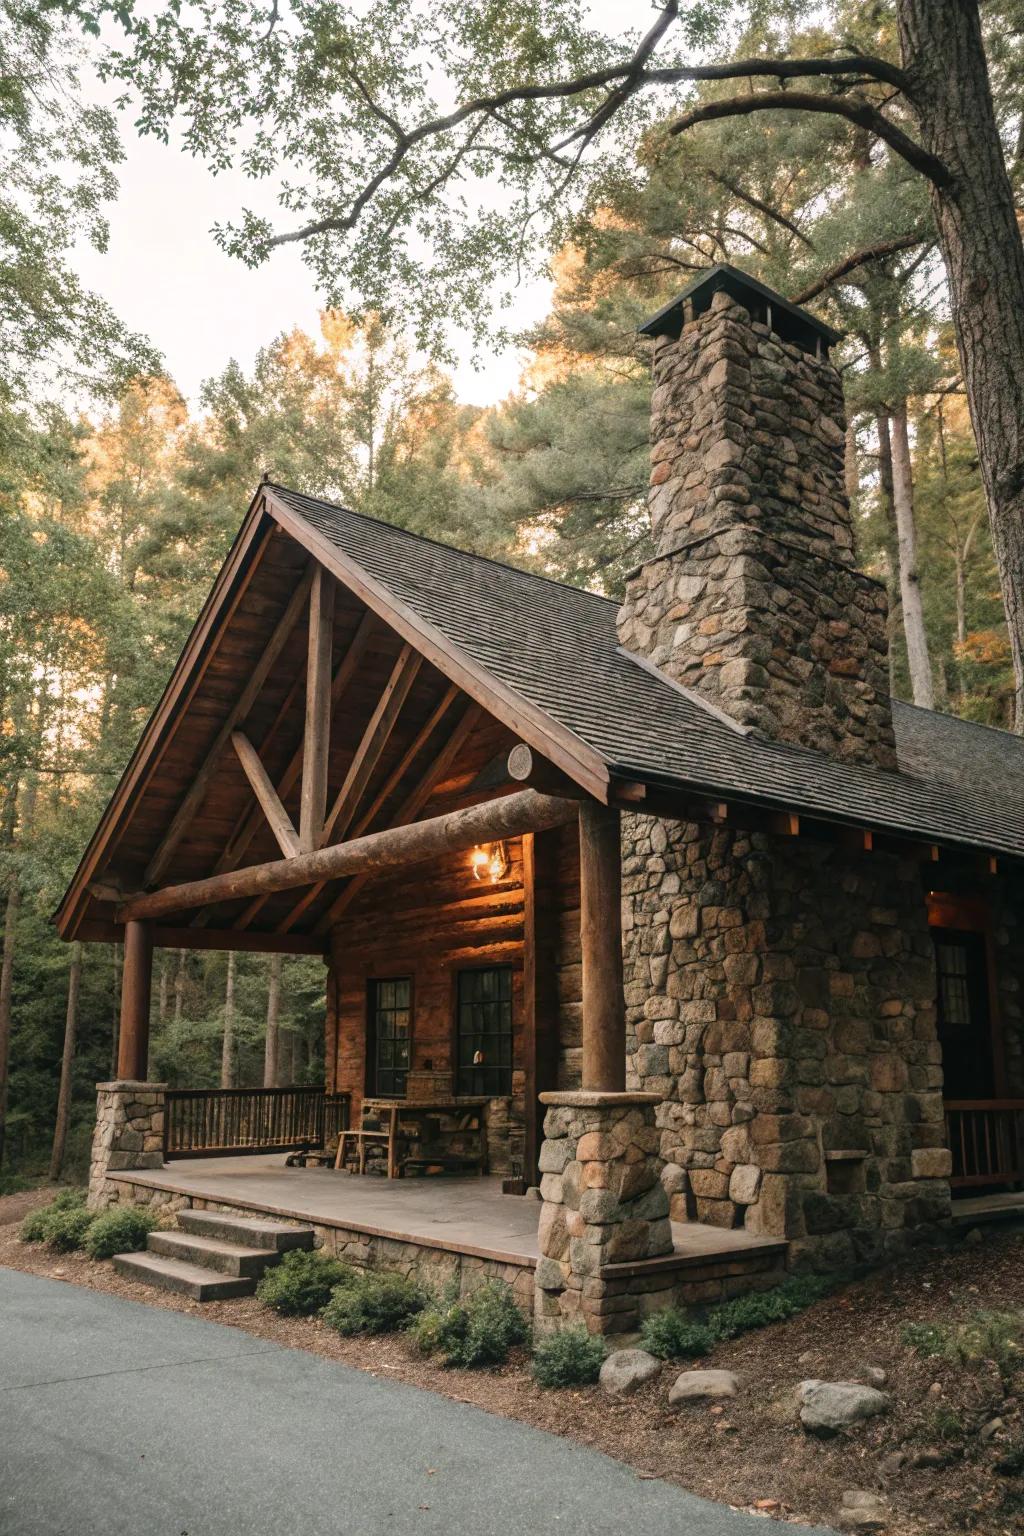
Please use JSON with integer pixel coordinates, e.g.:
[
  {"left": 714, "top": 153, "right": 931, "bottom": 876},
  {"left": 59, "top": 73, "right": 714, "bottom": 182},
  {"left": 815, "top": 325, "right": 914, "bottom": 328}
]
[
  {"left": 533, "top": 799, "right": 673, "bottom": 1338},
  {"left": 579, "top": 802, "right": 625, "bottom": 1091},
  {"left": 116, "top": 920, "right": 153, "bottom": 1081}
]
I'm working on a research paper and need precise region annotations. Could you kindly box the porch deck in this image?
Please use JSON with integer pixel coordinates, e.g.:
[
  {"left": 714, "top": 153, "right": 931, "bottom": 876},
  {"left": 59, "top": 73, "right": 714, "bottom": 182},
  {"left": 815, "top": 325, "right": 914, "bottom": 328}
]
[{"left": 111, "top": 1154, "right": 788, "bottom": 1272}]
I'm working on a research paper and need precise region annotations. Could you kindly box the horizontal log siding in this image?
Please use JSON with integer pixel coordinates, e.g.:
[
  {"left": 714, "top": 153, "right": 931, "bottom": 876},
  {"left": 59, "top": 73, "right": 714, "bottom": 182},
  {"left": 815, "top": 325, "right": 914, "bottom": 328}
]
[{"left": 326, "top": 828, "right": 584, "bottom": 1176}]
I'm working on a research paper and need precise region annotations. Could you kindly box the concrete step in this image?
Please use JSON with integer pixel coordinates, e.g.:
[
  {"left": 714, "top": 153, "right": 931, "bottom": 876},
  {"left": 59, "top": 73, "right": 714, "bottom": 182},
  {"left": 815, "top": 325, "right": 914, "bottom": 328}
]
[
  {"left": 112, "top": 1250, "right": 257, "bottom": 1301},
  {"left": 176, "top": 1210, "right": 315, "bottom": 1252},
  {"left": 148, "top": 1230, "right": 280, "bottom": 1278}
]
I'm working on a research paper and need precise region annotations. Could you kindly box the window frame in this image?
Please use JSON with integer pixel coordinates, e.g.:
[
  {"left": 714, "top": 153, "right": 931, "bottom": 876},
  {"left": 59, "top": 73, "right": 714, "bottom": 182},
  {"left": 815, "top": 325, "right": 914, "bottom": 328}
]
[
  {"left": 453, "top": 963, "right": 514, "bottom": 1099},
  {"left": 366, "top": 975, "right": 413, "bottom": 1099}
]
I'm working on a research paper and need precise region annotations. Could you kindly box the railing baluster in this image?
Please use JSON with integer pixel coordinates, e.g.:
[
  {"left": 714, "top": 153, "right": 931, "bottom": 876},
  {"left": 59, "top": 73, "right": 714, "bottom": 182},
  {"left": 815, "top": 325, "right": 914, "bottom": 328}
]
[{"left": 161, "top": 1086, "right": 347, "bottom": 1160}]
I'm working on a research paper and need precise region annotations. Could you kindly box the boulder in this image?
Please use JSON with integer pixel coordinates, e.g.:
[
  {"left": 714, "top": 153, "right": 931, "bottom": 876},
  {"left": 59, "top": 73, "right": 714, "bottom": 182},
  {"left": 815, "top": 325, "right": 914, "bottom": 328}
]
[
  {"left": 599, "top": 1349, "right": 661, "bottom": 1397},
  {"left": 669, "top": 1369, "right": 739, "bottom": 1405},
  {"left": 839, "top": 1490, "right": 889, "bottom": 1530},
  {"left": 797, "top": 1380, "right": 890, "bottom": 1435}
]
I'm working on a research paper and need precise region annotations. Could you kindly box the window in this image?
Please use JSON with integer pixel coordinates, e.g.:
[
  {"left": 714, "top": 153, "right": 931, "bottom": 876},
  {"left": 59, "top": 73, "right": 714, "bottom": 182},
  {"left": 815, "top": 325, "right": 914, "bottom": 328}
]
[
  {"left": 933, "top": 930, "right": 993, "bottom": 1099},
  {"left": 456, "top": 967, "right": 513, "bottom": 1097},
  {"left": 369, "top": 977, "right": 411, "bottom": 1098}
]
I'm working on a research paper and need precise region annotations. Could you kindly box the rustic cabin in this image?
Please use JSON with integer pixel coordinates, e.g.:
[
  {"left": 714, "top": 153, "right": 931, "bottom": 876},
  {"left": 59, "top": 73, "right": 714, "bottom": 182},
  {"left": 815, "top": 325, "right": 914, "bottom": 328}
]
[{"left": 56, "top": 266, "right": 1024, "bottom": 1334}]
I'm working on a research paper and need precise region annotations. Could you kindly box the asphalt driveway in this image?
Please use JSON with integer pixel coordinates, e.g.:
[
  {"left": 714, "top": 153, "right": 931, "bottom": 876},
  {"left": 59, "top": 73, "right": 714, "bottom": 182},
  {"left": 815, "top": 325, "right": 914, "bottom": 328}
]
[{"left": 0, "top": 1267, "right": 830, "bottom": 1536}]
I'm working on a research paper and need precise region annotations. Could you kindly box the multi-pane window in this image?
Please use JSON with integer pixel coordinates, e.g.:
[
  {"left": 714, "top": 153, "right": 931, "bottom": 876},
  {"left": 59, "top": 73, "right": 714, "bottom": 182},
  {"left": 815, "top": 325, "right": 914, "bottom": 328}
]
[
  {"left": 933, "top": 930, "right": 993, "bottom": 1099},
  {"left": 456, "top": 967, "right": 513, "bottom": 1097},
  {"left": 370, "top": 977, "right": 411, "bottom": 1098}
]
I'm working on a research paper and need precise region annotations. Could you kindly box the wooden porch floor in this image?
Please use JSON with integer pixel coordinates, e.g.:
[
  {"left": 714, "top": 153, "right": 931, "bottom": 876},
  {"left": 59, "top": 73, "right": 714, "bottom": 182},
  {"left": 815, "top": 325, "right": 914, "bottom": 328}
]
[{"left": 112, "top": 1155, "right": 787, "bottom": 1271}]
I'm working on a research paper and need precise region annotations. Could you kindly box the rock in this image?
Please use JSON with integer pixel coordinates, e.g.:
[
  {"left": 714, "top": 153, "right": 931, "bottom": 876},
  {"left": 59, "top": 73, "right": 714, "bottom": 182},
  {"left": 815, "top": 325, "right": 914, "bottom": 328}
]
[
  {"left": 599, "top": 1349, "right": 661, "bottom": 1397},
  {"left": 797, "top": 1380, "right": 891, "bottom": 1436},
  {"left": 860, "top": 1365, "right": 887, "bottom": 1388},
  {"left": 963, "top": 1226, "right": 983, "bottom": 1247},
  {"left": 669, "top": 1369, "right": 739, "bottom": 1405},
  {"left": 911, "top": 1447, "right": 956, "bottom": 1469},
  {"left": 839, "top": 1490, "right": 889, "bottom": 1530},
  {"left": 878, "top": 1451, "right": 905, "bottom": 1479},
  {"left": 980, "top": 1417, "right": 1004, "bottom": 1442}
]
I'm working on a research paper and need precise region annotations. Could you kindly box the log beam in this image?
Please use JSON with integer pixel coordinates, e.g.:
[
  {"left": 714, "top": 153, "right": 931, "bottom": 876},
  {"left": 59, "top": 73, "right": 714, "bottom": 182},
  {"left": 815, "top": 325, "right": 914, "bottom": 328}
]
[
  {"left": 579, "top": 802, "right": 626, "bottom": 1093},
  {"left": 119, "top": 789, "right": 579, "bottom": 924},
  {"left": 143, "top": 565, "right": 315, "bottom": 887},
  {"left": 116, "top": 920, "right": 153, "bottom": 1080},
  {"left": 322, "top": 643, "right": 421, "bottom": 846},
  {"left": 299, "top": 566, "right": 335, "bottom": 852},
  {"left": 231, "top": 731, "right": 301, "bottom": 858}
]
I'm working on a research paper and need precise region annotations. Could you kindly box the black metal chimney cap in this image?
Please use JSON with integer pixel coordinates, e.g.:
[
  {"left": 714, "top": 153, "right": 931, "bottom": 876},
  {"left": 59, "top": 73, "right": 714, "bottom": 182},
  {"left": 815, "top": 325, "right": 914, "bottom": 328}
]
[{"left": 638, "top": 263, "right": 843, "bottom": 356}]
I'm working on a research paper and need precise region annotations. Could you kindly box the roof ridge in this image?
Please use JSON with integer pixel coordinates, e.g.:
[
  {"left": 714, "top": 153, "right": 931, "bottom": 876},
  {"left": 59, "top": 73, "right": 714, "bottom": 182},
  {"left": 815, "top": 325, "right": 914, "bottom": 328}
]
[
  {"left": 267, "top": 482, "right": 621, "bottom": 610},
  {"left": 892, "top": 696, "right": 1020, "bottom": 745}
]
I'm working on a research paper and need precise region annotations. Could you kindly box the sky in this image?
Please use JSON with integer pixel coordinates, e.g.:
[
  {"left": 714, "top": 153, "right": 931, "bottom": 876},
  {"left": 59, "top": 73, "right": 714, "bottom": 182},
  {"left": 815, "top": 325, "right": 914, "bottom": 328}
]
[{"left": 72, "top": 1, "right": 636, "bottom": 411}]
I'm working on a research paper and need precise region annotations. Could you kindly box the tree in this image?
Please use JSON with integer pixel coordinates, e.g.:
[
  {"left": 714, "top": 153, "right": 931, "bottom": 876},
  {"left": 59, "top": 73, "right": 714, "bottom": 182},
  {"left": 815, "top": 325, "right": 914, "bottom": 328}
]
[{"left": 82, "top": 0, "right": 1024, "bottom": 727}]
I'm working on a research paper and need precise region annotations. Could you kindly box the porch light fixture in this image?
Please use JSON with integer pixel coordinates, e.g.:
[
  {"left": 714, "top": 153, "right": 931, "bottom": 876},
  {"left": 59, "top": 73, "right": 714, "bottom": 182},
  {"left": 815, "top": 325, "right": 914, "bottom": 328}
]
[{"left": 470, "top": 840, "right": 510, "bottom": 884}]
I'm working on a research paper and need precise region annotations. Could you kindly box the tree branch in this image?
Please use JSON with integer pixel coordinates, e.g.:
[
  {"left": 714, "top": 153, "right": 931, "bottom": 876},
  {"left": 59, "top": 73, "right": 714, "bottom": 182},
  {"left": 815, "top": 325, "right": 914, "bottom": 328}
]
[
  {"left": 669, "top": 91, "right": 953, "bottom": 190},
  {"left": 265, "top": 40, "right": 914, "bottom": 250},
  {"left": 790, "top": 233, "right": 930, "bottom": 303},
  {"left": 704, "top": 169, "right": 815, "bottom": 250}
]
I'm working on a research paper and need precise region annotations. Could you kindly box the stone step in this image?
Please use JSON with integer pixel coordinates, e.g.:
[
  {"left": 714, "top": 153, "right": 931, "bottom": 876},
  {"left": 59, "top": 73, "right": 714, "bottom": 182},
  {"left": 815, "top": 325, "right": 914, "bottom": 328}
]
[
  {"left": 148, "top": 1230, "right": 280, "bottom": 1278},
  {"left": 176, "top": 1210, "right": 315, "bottom": 1252},
  {"left": 112, "top": 1250, "right": 257, "bottom": 1301}
]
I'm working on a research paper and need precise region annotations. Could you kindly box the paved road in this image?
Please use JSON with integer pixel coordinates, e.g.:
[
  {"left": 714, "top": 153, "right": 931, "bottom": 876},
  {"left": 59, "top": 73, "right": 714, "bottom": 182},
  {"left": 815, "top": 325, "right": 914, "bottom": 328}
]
[{"left": 0, "top": 1268, "right": 830, "bottom": 1536}]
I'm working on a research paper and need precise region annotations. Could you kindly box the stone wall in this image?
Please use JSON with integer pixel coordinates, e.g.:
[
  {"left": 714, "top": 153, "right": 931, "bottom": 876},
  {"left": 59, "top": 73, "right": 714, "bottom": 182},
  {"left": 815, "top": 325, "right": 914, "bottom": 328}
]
[
  {"left": 88, "top": 1082, "right": 166, "bottom": 1209},
  {"left": 617, "top": 289, "right": 895, "bottom": 769},
  {"left": 622, "top": 812, "right": 951, "bottom": 1268}
]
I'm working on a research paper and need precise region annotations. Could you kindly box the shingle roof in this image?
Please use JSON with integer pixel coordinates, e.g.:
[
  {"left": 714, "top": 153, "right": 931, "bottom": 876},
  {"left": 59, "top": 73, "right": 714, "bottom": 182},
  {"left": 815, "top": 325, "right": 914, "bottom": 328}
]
[{"left": 272, "top": 485, "right": 1024, "bottom": 862}]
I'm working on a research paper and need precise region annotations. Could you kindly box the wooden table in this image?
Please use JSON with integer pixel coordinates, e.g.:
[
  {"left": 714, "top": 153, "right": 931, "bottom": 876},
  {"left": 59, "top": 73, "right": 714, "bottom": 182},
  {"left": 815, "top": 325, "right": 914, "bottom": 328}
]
[{"left": 342, "top": 1098, "right": 489, "bottom": 1179}]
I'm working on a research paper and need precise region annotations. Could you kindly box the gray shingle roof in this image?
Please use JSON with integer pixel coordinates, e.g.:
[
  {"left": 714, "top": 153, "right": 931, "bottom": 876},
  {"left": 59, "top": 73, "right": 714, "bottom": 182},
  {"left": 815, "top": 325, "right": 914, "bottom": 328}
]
[{"left": 273, "top": 485, "right": 1024, "bottom": 862}]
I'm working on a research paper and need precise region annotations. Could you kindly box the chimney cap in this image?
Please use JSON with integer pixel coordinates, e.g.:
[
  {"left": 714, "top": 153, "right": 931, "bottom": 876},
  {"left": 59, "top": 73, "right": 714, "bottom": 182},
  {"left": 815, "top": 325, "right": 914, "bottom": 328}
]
[{"left": 638, "top": 263, "right": 843, "bottom": 355}]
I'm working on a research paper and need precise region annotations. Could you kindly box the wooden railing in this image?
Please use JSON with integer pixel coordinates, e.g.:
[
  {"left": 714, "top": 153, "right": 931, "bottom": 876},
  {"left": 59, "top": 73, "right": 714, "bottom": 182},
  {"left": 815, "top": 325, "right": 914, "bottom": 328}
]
[
  {"left": 944, "top": 1100, "right": 1024, "bottom": 1188},
  {"left": 163, "top": 1086, "right": 350, "bottom": 1160}
]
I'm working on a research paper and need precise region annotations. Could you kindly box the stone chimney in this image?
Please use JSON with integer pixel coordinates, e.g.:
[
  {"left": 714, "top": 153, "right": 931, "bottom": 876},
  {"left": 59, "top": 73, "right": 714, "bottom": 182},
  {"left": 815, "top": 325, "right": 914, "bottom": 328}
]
[{"left": 618, "top": 265, "right": 896, "bottom": 770}]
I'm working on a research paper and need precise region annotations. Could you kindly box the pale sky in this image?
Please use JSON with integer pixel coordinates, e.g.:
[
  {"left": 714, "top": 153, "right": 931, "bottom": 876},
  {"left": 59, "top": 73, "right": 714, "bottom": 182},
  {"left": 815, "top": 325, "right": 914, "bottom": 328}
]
[{"left": 73, "top": 2, "right": 635, "bottom": 410}]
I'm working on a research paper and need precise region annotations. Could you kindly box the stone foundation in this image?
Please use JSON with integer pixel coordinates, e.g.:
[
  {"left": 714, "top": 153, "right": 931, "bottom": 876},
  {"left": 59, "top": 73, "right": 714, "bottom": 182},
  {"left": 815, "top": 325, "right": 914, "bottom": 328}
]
[
  {"left": 622, "top": 815, "right": 952, "bottom": 1268},
  {"left": 88, "top": 1081, "right": 166, "bottom": 1209},
  {"left": 534, "top": 1090, "right": 673, "bottom": 1334},
  {"left": 100, "top": 1174, "right": 535, "bottom": 1312}
]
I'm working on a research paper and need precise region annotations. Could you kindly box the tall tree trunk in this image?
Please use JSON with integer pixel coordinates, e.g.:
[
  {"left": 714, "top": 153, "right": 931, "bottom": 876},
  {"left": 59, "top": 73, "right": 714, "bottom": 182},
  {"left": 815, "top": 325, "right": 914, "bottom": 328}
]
[
  {"left": 110, "top": 942, "right": 122, "bottom": 1077},
  {"left": 0, "top": 776, "right": 36, "bottom": 1168},
  {"left": 173, "top": 948, "right": 187, "bottom": 1026},
  {"left": 220, "top": 951, "right": 236, "bottom": 1089},
  {"left": 890, "top": 404, "right": 935, "bottom": 708},
  {"left": 50, "top": 943, "right": 83, "bottom": 1181},
  {"left": 263, "top": 952, "right": 282, "bottom": 1088},
  {"left": 158, "top": 955, "right": 169, "bottom": 1027},
  {"left": 898, "top": 0, "right": 1024, "bottom": 729}
]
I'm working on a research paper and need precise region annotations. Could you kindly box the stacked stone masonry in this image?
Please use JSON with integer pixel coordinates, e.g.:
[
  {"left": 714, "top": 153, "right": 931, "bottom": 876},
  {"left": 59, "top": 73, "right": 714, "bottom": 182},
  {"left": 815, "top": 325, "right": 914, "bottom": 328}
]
[
  {"left": 617, "top": 289, "right": 896, "bottom": 769},
  {"left": 89, "top": 1081, "right": 166, "bottom": 1208},
  {"left": 534, "top": 1092, "right": 674, "bottom": 1334},
  {"left": 621, "top": 812, "right": 952, "bottom": 1269}
]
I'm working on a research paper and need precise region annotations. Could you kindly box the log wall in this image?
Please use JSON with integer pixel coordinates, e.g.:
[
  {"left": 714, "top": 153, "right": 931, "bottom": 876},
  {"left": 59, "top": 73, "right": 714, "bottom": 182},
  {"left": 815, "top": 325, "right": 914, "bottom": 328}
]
[{"left": 326, "top": 825, "right": 584, "bottom": 1176}]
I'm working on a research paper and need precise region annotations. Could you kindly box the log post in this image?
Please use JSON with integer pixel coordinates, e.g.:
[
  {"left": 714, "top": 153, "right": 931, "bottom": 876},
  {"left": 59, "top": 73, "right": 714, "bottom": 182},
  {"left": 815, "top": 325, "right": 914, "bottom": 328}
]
[
  {"left": 578, "top": 802, "right": 625, "bottom": 1092},
  {"left": 116, "top": 920, "right": 153, "bottom": 1080}
]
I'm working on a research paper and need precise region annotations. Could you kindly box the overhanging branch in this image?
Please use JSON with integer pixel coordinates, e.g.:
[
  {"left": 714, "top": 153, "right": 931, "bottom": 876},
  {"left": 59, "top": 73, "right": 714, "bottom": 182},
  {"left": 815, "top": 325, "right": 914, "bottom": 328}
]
[
  {"left": 669, "top": 91, "right": 952, "bottom": 190},
  {"left": 791, "top": 234, "right": 930, "bottom": 304}
]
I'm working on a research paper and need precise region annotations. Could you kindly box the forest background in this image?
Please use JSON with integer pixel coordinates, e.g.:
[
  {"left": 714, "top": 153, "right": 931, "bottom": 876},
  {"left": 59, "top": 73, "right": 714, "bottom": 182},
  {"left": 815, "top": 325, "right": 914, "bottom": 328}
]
[{"left": 1, "top": 0, "right": 1019, "bottom": 1182}]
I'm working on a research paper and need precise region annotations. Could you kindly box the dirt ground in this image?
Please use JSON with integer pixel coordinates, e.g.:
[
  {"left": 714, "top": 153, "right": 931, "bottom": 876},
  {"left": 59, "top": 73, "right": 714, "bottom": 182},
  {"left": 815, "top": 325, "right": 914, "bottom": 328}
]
[{"left": 2, "top": 1187, "right": 1023, "bottom": 1534}]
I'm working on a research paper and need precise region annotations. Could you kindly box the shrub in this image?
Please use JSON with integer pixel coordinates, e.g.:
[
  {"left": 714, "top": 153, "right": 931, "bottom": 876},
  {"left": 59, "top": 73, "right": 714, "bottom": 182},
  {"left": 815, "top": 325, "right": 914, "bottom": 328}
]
[
  {"left": 708, "top": 1274, "right": 832, "bottom": 1340},
  {"left": 44, "top": 1204, "right": 95, "bottom": 1252},
  {"left": 412, "top": 1280, "right": 529, "bottom": 1368},
  {"left": 904, "top": 1310, "right": 1024, "bottom": 1385},
  {"left": 84, "top": 1206, "right": 159, "bottom": 1260},
  {"left": 0, "top": 1173, "right": 32, "bottom": 1197},
  {"left": 322, "top": 1272, "right": 426, "bottom": 1336},
  {"left": 19, "top": 1190, "right": 90, "bottom": 1247},
  {"left": 532, "top": 1326, "right": 605, "bottom": 1388},
  {"left": 640, "top": 1309, "right": 715, "bottom": 1361},
  {"left": 255, "top": 1249, "right": 355, "bottom": 1315}
]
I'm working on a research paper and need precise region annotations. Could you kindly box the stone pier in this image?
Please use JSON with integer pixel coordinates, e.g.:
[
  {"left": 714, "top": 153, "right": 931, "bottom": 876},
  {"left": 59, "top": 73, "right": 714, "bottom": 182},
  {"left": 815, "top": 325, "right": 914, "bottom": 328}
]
[
  {"left": 88, "top": 1081, "right": 166, "bottom": 1209},
  {"left": 534, "top": 1090, "right": 671, "bottom": 1335}
]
